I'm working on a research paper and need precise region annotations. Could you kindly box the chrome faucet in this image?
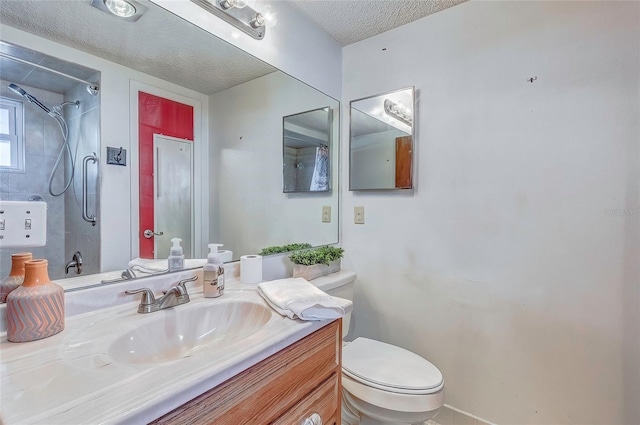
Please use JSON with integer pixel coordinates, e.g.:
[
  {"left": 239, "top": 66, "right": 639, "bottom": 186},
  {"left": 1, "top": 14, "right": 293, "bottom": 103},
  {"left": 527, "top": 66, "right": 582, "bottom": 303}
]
[
  {"left": 65, "top": 251, "right": 83, "bottom": 275},
  {"left": 125, "top": 276, "right": 197, "bottom": 314}
]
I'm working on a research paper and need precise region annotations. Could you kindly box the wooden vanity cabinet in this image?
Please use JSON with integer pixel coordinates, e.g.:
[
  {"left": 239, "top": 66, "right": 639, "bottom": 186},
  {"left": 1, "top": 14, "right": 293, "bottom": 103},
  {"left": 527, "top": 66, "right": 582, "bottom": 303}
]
[{"left": 151, "top": 319, "right": 342, "bottom": 425}]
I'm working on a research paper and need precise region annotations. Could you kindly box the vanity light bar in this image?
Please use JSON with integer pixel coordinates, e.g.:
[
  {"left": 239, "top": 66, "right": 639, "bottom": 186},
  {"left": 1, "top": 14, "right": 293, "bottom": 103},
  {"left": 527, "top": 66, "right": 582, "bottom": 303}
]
[
  {"left": 384, "top": 99, "right": 412, "bottom": 126},
  {"left": 191, "top": 0, "right": 265, "bottom": 40}
]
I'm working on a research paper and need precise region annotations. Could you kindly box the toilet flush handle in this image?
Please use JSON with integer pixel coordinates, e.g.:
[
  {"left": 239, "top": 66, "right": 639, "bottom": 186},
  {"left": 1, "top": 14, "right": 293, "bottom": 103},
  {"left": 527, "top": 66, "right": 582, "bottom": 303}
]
[{"left": 300, "top": 413, "right": 322, "bottom": 425}]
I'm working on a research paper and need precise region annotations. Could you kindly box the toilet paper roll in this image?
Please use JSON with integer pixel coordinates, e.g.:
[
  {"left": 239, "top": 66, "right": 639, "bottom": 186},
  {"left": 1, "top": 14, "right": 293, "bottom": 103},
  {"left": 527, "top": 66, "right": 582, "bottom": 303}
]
[
  {"left": 218, "top": 250, "right": 233, "bottom": 263},
  {"left": 240, "top": 255, "right": 263, "bottom": 284}
]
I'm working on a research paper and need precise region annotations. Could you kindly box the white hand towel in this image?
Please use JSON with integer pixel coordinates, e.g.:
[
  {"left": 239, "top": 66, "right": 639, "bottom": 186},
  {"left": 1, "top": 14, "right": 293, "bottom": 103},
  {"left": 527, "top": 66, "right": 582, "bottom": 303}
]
[
  {"left": 128, "top": 258, "right": 206, "bottom": 272},
  {"left": 257, "top": 277, "right": 345, "bottom": 321}
]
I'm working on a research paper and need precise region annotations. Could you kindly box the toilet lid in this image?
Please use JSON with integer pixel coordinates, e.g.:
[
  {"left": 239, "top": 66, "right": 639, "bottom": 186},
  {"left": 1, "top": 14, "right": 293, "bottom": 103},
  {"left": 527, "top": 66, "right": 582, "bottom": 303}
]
[{"left": 342, "top": 338, "right": 444, "bottom": 395}]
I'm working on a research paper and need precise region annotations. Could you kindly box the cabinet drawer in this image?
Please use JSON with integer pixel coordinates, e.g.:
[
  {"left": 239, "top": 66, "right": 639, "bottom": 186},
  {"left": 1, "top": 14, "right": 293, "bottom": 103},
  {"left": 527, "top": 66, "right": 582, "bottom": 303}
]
[
  {"left": 273, "top": 373, "right": 339, "bottom": 425},
  {"left": 152, "top": 320, "right": 341, "bottom": 425}
]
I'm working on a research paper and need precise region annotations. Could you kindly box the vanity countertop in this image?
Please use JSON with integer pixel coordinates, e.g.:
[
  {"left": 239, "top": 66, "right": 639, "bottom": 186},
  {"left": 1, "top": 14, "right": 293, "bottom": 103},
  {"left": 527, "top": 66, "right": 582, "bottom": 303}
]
[{"left": 0, "top": 274, "right": 353, "bottom": 425}]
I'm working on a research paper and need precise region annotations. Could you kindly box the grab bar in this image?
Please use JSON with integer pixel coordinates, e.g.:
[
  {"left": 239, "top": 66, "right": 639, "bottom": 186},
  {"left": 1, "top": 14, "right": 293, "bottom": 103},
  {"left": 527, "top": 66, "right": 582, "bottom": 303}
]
[{"left": 82, "top": 153, "right": 98, "bottom": 226}]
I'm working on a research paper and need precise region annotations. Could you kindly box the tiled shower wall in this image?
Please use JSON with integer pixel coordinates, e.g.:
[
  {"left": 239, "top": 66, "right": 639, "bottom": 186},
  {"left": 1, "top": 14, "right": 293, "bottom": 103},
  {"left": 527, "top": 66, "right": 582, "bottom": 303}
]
[
  {"left": 283, "top": 146, "right": 316, "bottom": 192},
  {"left": 64, "top": 74, "right": 100, "bottom": 277},
  {"left": 0, "top": 81, "right": 66, "bottom": 279}
]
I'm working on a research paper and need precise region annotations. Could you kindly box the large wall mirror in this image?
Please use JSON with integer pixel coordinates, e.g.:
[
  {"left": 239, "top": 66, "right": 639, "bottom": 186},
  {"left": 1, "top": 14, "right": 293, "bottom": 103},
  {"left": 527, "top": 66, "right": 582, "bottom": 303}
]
[
  {"left": 349, "top": 87, "right": 414, "bottom": 190},
  {"left": 0, "top": 0, "right": 340, "bottom": 283}
]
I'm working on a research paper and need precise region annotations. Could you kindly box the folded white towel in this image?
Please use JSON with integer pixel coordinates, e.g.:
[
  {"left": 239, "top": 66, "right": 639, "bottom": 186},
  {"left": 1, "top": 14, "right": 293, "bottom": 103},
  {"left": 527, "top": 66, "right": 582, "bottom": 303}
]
[
  {"left": 257, "top": 277, "right": 346, "bottom": 321},
  {"left": 128, "top": 258, "right": 207, "bottom": 272}
]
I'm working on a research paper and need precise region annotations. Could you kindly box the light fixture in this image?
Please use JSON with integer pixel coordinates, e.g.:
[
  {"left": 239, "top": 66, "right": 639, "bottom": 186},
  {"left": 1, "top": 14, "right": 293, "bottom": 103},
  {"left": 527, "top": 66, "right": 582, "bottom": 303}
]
[
  {"left": 384, "top": 99, "right": 412, "bottom": 126},
  {"left": 191, "top": 0, "right": 269, "bottom": 40},
  {"left": 90, "top": 0, "right": 146, "bottom": 21},
  {"left": 104, "top": 0, "right": 136, "bottom": 17}
]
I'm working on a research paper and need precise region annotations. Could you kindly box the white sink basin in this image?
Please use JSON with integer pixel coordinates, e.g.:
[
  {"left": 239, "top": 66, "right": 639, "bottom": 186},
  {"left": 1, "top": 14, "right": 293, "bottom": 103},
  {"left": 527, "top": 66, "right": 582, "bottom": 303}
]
[{"left": 107, "top": 299, "right": 272, "bottom": 364}]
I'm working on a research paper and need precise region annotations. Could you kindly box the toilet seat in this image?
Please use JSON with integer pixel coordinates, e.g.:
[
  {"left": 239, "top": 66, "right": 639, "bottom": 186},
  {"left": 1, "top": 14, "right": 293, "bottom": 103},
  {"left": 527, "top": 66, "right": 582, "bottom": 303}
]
[{"left": 342, "top": 338, "right": 444, "bottom": 395}]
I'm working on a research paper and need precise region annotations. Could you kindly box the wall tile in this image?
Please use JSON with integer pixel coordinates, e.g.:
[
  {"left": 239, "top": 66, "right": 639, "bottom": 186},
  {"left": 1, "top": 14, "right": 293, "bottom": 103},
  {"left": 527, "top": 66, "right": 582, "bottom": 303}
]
[{"left": 43, "top": 116, "right": 64, "bottom": 158}]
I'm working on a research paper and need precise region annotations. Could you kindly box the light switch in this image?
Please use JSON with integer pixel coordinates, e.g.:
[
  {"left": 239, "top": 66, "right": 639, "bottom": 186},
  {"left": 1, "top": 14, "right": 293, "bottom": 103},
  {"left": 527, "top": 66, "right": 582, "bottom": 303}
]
[
  {"left": 354, "top": 206, "right": 365, "bottom": 224},
  {"left": 322, "top": 206, "right": 331, "bottom": 223},
  {"left": 0, "top": 201, "right": 47, "bottom": 248}
]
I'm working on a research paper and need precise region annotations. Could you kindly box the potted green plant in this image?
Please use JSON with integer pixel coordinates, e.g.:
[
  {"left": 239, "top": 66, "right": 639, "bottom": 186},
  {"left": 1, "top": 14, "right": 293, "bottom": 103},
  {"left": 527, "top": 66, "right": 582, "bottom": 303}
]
[
  {"left": 289, "top": 246, "right": 344, "bottom": 280},
  {"left": 258, "top": 243, "right": 312, "bottom": 256}
]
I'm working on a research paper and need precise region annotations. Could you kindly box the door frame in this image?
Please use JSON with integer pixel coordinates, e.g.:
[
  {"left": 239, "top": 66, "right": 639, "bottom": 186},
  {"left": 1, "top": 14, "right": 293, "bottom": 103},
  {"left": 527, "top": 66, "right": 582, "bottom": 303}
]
[{"left": 129, "top": 81, "right": 208, "bottom": 260}]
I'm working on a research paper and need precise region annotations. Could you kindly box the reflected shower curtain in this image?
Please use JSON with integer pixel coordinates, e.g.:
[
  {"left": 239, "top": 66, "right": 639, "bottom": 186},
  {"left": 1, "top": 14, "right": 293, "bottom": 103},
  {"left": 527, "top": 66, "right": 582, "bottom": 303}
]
[{"left": 310, "top": 145, "right": 329, "bottom": 191}]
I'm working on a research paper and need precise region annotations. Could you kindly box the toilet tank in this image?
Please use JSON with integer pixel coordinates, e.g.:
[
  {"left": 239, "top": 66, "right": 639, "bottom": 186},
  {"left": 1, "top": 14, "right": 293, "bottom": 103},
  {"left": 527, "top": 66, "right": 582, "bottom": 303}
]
[{"left": 309, "top": 270, "right": 356, "bottom": 339}]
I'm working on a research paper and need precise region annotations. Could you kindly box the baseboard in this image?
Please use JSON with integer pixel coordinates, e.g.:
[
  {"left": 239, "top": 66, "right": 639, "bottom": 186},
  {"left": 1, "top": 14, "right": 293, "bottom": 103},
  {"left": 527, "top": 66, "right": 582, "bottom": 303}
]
[{"left": 428, "top": 404, "right": 495, "bottom": 425}]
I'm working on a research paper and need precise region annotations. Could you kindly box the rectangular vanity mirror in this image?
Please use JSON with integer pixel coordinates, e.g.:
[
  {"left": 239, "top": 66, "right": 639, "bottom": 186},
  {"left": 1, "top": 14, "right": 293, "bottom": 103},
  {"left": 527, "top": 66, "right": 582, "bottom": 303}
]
[
  {"left": 283, "top": 107, "right": 332, "bottom": 193},
  {"left": 0, "top": 0, "right": 340, "bottom": 285},
  {"left": 349, "top": 87, "right": 414, "bottom": 190}
]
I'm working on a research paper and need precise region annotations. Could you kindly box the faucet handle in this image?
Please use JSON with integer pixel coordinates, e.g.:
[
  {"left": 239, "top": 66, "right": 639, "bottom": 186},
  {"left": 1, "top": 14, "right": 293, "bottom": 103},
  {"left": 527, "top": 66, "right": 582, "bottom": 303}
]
[
  {"left": 125, "top": 288, "right": 156, "bottom": 305},
  {"left": 175, "top": 276, "right": 198, "bottom": 295}
]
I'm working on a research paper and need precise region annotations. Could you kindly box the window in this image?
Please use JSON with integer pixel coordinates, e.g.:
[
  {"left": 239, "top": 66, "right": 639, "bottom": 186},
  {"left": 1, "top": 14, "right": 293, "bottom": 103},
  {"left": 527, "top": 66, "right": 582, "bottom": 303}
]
[{"left": 0, "top": 97, "right": 24, "bottom": 172}]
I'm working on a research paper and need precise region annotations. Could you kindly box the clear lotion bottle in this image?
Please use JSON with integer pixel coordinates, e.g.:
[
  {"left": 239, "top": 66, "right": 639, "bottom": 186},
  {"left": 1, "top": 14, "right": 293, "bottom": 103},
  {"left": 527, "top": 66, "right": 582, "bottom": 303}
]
[{"left": 203, "top": 243, "right": 225, "bottom": 298}]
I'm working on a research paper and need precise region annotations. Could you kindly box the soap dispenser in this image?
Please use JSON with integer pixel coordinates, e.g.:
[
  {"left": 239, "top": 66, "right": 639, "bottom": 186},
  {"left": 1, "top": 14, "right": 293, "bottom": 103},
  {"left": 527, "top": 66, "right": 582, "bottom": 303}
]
[
  {"left": 168, "top": 238, "right": 185, "bottom": 272},
  {"left": 203, "top": 243, "right": 225, "bottom": 298}
]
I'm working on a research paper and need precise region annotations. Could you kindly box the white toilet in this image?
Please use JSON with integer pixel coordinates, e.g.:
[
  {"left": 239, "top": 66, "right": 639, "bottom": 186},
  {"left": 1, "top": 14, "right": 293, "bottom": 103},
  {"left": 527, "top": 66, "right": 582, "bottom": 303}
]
[{"left": 312, "top": 271, "right": 445, "bottom": 425}]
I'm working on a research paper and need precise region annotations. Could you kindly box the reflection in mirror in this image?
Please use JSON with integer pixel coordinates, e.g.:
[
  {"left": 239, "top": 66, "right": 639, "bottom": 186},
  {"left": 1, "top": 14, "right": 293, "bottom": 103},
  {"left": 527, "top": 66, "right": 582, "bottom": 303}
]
[
  {"left": 0, "top": 40, "right": 101, "bottom": 280},
  {"left": 283, "top": 107, "right": 332, "bottom": 193},
  {"left": 0, "top": 0, "right": 340, "bottom": 288},
  {"left": 349, "top": 87, "right": 414, "bottom": 190},
  {"left": 211, "top": 74, "right": 339, "bottom": 259}
]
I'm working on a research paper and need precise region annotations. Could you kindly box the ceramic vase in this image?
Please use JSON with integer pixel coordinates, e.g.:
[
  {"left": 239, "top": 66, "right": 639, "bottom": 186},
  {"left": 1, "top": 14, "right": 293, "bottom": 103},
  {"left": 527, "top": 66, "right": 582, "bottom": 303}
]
[
  {"left": 0, "top": 252, "right": 32, "bottom": 303},
  {"left": 6, "top": 259, "right": 65, "bottom": 343}
]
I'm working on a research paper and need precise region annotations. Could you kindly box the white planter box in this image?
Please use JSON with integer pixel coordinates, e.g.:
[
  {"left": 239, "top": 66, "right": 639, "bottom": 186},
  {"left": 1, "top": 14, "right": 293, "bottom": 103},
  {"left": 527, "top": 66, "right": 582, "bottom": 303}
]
[{"left": 292, "top": 259, "right": 341, "bottom": 281}]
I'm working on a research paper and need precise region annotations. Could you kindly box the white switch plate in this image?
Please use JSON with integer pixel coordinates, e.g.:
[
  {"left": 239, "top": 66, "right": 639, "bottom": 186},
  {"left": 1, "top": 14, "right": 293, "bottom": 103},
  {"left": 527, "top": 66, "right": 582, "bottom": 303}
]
[
  {"left": 354, "top": 206, "right": 365, "bottom": 224},
  {"left": 0, "top": 201, "right": 47, "bottom": 248},
  {"left": 322, "top": 206, "right": 331, "bottom": 223}
]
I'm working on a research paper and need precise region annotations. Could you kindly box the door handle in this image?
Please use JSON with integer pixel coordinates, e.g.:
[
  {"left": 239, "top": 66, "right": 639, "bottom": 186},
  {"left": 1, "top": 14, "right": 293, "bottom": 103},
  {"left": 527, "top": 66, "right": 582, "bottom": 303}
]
[{"left": 143, "top": 229, "right": 164, "bottom": 239}]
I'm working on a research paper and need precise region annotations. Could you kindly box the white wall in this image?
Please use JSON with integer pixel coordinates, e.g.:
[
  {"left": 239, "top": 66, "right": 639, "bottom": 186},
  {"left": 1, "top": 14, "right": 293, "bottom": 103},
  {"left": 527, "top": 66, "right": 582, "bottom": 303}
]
[
  {"left": 209, "top": 71, "right": 339, "bottom": 258},
  {"left": 342, "top": 2, "right": 639, "bottom": 424},
  {"left": 152, "top": 0, "right": 342, "bottom": 99},
  {"left": 1, "top": 26, "right": 210, "bottom": 272}
]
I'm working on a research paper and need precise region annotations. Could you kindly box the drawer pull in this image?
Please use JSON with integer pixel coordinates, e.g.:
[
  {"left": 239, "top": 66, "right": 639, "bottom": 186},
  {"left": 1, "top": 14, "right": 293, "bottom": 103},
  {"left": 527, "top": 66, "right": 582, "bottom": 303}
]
[{"left": 301, "top": 413, "right": 322, "bottom": 425}]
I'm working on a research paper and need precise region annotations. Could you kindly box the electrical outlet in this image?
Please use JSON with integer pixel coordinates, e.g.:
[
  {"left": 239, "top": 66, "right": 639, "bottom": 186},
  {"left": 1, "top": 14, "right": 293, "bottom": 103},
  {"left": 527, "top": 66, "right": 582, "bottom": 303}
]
[
  {"left": 354, "top": 206, "right": 365, "bottom": 224},
  {"left": 322, "top": 206, "right": 331, "bottom": 223}
]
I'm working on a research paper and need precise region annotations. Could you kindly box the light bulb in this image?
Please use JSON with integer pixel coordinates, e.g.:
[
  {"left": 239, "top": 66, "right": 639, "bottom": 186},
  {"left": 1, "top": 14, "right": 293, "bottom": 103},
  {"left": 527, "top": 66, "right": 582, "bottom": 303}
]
[
  {"left": 250, "top": 12, "right": 265, "bottom": 28},
  {"left": 218, "top": 0, "right": 237, "bottom": 9},
  {"left": 104, "top": 0, "right": 136, "bottom": 17},
  {"left": 262, "top": 4, "right": 278, "bottom": 28}
]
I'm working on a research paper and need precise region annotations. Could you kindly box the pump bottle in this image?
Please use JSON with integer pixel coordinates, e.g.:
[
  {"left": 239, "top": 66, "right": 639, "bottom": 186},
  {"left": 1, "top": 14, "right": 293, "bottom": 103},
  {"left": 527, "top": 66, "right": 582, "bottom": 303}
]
[
  {"left": 203, "top": 243, "right": 225, "bottom": 298},
  {"left": 168, "top": 238, "right": 185, "bottom": 272}
]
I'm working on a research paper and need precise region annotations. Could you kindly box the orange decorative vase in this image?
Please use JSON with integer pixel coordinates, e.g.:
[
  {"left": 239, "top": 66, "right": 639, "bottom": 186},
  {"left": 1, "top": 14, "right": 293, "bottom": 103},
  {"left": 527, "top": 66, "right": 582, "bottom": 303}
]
[
  {"left": 6, "top": 259, "right": 65, "bottom": 343},
  {"left": 0, "top": 252, "right": 32, "bottom": 303}
]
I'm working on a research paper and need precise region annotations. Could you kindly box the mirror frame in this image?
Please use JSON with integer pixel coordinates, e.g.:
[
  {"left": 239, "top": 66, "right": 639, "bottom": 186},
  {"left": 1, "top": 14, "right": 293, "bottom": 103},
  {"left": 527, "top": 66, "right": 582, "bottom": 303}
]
[{"left": 348, "top": 86, "right": 415, "bottom": 191}]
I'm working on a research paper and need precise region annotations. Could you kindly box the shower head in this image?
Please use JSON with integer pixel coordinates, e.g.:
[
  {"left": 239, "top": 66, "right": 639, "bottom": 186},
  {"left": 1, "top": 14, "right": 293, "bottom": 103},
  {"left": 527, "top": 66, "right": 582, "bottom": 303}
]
[
  {"left": 8, "top": 83, "right": 52, "bottom": 115},
  {"left": 8, "top": 83, "right": 26, "bottom": 96}
]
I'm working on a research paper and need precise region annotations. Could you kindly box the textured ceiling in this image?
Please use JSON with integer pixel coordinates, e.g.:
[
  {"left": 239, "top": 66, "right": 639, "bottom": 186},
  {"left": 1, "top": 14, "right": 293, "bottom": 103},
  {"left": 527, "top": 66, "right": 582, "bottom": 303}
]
[
  {"left": 287, "top": 0, "right": 469, "bottom": 46},
  {"left": 0, "top": 0, "right": 276, "bottom": 95}
]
